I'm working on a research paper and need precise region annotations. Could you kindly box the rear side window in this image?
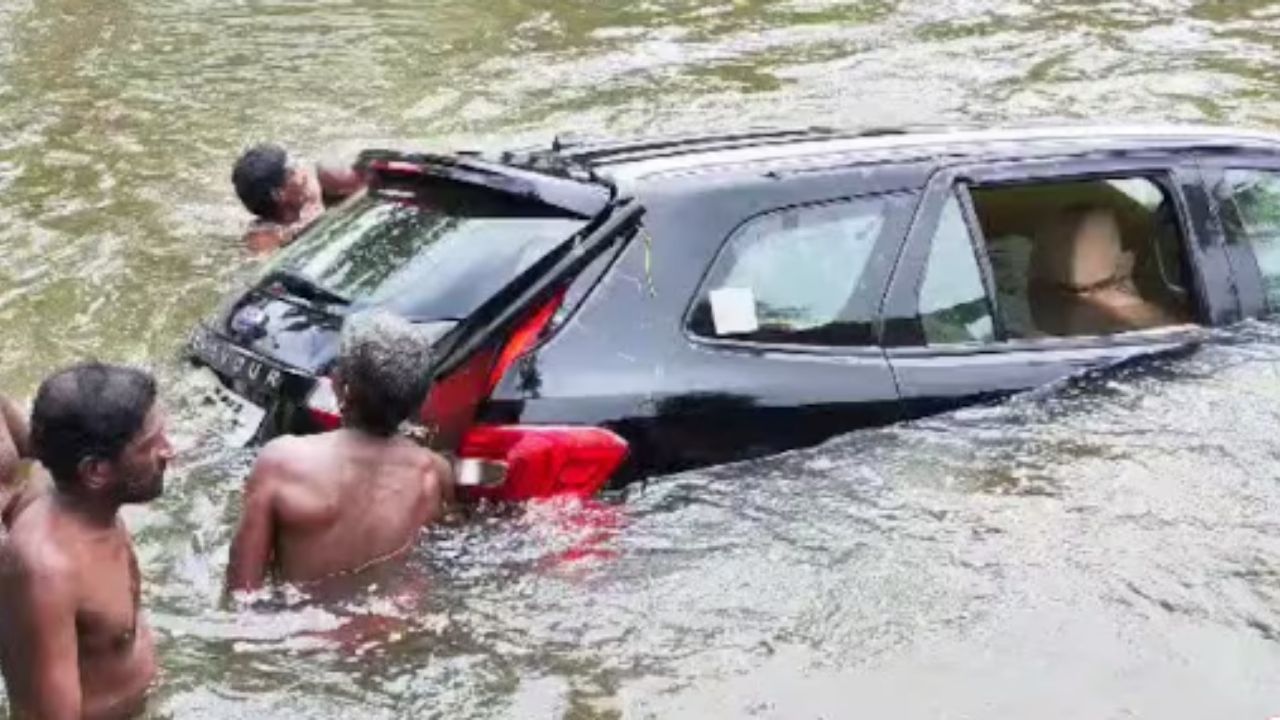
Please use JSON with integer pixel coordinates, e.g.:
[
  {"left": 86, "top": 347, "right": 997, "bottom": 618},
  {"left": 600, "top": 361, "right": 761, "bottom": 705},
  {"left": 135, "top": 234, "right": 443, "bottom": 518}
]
[
  {"left": 269, "top": 194, "right": 586, "bottom": 320},
  {"left": 1216, "top": 169, "right": 1280, "bottom": 308},
  {"left": 687, "top": 195, "right": 896, "bottom": 346}
]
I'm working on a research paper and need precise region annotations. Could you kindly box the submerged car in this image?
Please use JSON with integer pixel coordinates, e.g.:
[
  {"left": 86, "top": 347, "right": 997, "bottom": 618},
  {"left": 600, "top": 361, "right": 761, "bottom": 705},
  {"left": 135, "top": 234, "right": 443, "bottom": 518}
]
[{"left": 190, "top": 124, "right": 1280, "bottom": 500}]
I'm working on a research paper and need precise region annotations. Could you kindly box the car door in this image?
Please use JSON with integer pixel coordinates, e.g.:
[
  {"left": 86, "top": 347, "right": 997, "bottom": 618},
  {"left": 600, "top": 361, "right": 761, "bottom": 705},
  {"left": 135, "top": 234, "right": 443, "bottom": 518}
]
[
  {"left": 648, "top": 186, "right": 918, "bottom": 472},
  {"left": 880, "top": 154, "right": 1234, "bottom": 420}
]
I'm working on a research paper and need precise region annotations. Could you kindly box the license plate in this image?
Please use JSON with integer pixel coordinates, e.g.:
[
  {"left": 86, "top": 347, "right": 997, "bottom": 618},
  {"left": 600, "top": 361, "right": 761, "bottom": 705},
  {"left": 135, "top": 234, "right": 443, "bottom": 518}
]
[{"left": 188, "top": 324, "right": 291, "bottom": 396}]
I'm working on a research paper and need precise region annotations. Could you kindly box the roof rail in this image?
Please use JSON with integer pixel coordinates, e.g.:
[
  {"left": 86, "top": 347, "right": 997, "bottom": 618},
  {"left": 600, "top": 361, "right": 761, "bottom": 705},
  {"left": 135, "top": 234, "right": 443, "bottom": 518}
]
[
  {"left": 554, "top": 126, "right": 841, "bottom": 162},
  {"left": 546, "top": 125, "right": 952, "bottom": 167}
]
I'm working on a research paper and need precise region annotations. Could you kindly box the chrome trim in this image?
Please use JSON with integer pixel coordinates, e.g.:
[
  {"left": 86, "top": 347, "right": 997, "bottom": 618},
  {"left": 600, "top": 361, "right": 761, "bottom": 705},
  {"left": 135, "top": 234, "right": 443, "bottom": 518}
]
[{"left": 456, "top": 458, "right": 508, "bottom": 488}]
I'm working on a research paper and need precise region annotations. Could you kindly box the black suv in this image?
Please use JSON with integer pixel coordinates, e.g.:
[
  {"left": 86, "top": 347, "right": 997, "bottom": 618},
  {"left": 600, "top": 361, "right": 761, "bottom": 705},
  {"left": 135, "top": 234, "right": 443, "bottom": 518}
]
[{"left": 190, "top": 125, "right": 1280, "bottom": 500}]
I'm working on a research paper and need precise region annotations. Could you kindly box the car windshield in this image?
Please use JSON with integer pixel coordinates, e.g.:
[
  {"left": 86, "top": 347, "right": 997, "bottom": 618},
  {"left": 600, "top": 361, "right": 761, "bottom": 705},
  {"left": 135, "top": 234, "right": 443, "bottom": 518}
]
[{"left": 266, "top": 193, "right": 587, "bottom": 319}]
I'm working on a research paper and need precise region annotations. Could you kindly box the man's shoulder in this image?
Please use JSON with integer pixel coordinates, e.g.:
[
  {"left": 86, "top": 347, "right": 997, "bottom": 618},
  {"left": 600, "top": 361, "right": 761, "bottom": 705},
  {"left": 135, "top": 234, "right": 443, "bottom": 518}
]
[
  {"left": 251, "top": 433, "right": 345, "bottom": 494},
  {"left": 395, "top": 442, "right": 452, "bottom": 500},
  {"left": 257, "top": 433, "right": 326, "bottom": 465},
  {"left": 1, "top": 509, "right": 74, "bottom": 586},
  {"left": 383, "top": 437, "right": 444, "bottom": 472},
  {"left": 420, "top": 447, "right": 450, "bottom": 480}
]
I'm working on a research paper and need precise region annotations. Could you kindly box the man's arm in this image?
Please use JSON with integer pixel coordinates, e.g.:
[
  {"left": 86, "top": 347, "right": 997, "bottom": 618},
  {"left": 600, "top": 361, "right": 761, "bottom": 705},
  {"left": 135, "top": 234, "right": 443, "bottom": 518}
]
[
  {"left": 426, "top": 452, "right": 455, "bottom": 519},
  {"left": 0, "top": 395, "right": 28, "bottom": 522},
  {"left": 1, "top": 556, "right": 82, "bottom": 719},
  {"left": 243, "top": 226, "right": 288, "bottom": 256},
  {"left": 317, "top": 156, "right": 366, "bottom": 207},
  {"left": 226, "top": 453, "right": 282, "bottom": 593},
  {"left": 0, "top": 394, "right": 29, "bottom": 458}
]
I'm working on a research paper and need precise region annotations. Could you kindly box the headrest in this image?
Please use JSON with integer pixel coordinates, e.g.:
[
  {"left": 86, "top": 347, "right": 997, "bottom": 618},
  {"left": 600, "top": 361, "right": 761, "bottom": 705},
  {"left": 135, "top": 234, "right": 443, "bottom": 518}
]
[{"left": 1034, "top": 207, "right": 1126, "bottom": 290}]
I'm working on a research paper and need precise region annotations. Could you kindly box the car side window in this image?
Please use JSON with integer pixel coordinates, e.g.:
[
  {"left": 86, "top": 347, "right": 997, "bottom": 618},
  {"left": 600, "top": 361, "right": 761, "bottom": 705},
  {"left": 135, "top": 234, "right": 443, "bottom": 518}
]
[
  {"left": 688, "top": 196, "right": 893, "bottom": 346},
  {"left": 917, "top": 193, "right": 995, "bottom": 345},
  {"left": 965, "top": 175, "right": 1195, "bottom": 338},
  {"left": 1217, "top": 169, "right": 1280, "bottom": 308}
]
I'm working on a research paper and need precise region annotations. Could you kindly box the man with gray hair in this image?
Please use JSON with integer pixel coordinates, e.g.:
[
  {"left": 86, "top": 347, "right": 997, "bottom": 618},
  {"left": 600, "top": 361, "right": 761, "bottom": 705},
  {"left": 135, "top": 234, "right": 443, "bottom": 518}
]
[{"left": 226, "top": 312, "right": 454, "bottom": 593}]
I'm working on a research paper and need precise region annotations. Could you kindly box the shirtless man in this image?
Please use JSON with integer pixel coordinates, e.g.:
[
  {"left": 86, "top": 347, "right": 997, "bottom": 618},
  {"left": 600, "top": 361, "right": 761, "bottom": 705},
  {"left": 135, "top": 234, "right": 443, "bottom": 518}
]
[
  {"left": 0, "top": 364, "right": 173, "bottom": 719},
  {"left": 231, "top": 144, "right": 366, "bottom": 255},
  {"left": 226, "top": 312, "right": 453, "bottom": 593}
]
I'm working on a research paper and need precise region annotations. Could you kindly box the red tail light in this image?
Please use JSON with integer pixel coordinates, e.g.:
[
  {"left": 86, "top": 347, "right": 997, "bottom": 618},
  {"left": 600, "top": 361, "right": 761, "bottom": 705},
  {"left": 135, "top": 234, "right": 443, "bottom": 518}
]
[
  {"left": 306, "top": 376, "right": 342, "bottom": 431},
  {"left": 486, "top": 289, "right": 565, "bottom": 395},
  {"left": 419, "top": 346, "right": 497, "bottom": 450},
  {"left": 366, "top": 159, "right": 427, "bottom": 176},
  {"left": 458, "top": 425, "right": 628, "bottom": 502},
  {"left": 420, "top": 290, "right": 567, "bottom": 452},
  {"left": 419, "top": 290, "right": 601, "bottom": 501}
]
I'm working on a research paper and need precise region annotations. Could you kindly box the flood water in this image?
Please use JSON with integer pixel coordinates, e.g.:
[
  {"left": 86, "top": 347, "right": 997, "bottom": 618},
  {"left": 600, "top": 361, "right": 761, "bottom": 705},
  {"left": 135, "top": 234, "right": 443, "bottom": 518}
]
[{"left": 4, "top": 0, "right": 1280, "bottom": 717}]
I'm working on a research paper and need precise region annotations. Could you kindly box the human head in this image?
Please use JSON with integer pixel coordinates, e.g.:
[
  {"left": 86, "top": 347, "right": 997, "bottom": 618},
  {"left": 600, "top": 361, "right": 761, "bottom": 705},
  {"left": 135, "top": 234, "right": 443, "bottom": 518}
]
[
  {"left": 335, "top": 312, "right": 435, "bottom": 436},
  {"left": 232, "top": 143, "right": 320, "bottom": 223},
  {"left": 30, "top": 363, "right": 172, "bottom": 504}
]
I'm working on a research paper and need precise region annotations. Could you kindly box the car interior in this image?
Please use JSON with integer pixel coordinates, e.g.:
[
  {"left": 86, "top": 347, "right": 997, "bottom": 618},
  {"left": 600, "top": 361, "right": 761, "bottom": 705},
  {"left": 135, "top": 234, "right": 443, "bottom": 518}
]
[{"left": 969, "top": 177, "right": 1196, "bottom": 339}]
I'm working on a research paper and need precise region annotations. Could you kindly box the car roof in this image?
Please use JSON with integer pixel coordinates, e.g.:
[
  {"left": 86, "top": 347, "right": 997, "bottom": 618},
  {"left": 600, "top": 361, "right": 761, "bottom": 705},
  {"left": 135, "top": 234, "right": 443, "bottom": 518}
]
[{"left": 550, "top": 124, "right": 1280, "bottom": 192}]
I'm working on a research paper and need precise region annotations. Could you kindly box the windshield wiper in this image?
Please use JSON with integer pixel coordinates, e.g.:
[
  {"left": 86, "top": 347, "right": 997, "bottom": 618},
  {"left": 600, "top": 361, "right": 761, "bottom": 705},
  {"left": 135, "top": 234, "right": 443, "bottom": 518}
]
[{"left": 259, "top": 268, "right": 351, "bottom": 307}]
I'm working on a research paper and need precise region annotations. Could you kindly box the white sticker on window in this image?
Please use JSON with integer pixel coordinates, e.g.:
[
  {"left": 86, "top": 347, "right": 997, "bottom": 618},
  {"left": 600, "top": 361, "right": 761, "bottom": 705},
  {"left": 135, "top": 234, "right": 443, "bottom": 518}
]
[{"left": 709, "top": 287, "right": 759, "bottom": 336}]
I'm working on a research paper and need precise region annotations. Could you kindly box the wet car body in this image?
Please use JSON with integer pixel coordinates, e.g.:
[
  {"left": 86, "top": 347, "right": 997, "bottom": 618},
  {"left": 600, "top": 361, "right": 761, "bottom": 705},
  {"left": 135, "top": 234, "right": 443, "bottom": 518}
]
[{"left": 190, "top": 125, "right": 1280, "bottom": 498}]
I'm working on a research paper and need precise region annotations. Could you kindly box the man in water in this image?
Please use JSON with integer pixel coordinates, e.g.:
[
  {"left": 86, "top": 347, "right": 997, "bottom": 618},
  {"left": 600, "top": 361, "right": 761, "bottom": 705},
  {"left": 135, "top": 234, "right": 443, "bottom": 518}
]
[
  {"left": 0, "top": 363, "right": 173, "bottom": 719},
  {"left": 231, "top": 143, "right": 366, "bottom": 255},
  {"left": 226, "top": 312, "right": 453, "bottom": 593}
]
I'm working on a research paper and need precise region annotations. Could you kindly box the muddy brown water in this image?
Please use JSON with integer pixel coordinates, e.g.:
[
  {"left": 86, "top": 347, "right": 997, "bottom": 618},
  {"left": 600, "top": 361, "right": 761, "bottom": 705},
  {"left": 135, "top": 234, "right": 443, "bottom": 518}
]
[{"left": 4, "top": 1, "right": 1280, "bottom": 717}]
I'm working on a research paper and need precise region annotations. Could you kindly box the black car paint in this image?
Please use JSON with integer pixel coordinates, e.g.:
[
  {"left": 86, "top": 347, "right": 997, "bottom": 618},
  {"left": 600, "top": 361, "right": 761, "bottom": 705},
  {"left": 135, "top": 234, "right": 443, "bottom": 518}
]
[
  {"left": 192, "top": 130, "right": 1280, "bottom": 487},
  {"left": 481, "top": 162, "right": 932, "bottom": 478},
  {"left": 488, "top": 142, "right": 1276, "bottom": 483}
]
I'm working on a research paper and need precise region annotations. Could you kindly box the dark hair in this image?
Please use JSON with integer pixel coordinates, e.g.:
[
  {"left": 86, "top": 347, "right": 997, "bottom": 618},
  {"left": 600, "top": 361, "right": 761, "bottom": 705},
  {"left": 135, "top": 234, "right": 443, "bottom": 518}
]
[
  {"left": 30, "top": 363, "right": 157, "bottom": 490},
  {"left": 337, "top": 313, "right": 435, "bottom": 437},
  {"left": 231, "top": 143, "right": 289, "bottom": 220}
]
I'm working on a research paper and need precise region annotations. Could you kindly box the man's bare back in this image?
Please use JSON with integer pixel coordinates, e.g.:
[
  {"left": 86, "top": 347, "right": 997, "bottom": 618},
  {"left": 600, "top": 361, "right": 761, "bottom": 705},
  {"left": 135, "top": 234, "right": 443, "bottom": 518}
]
[
  {"left": 0, "top": 497, "right": 157, "bottom": 720},
  {"left": 227, "top": 429, "right": 451, "bottom": 590}
]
